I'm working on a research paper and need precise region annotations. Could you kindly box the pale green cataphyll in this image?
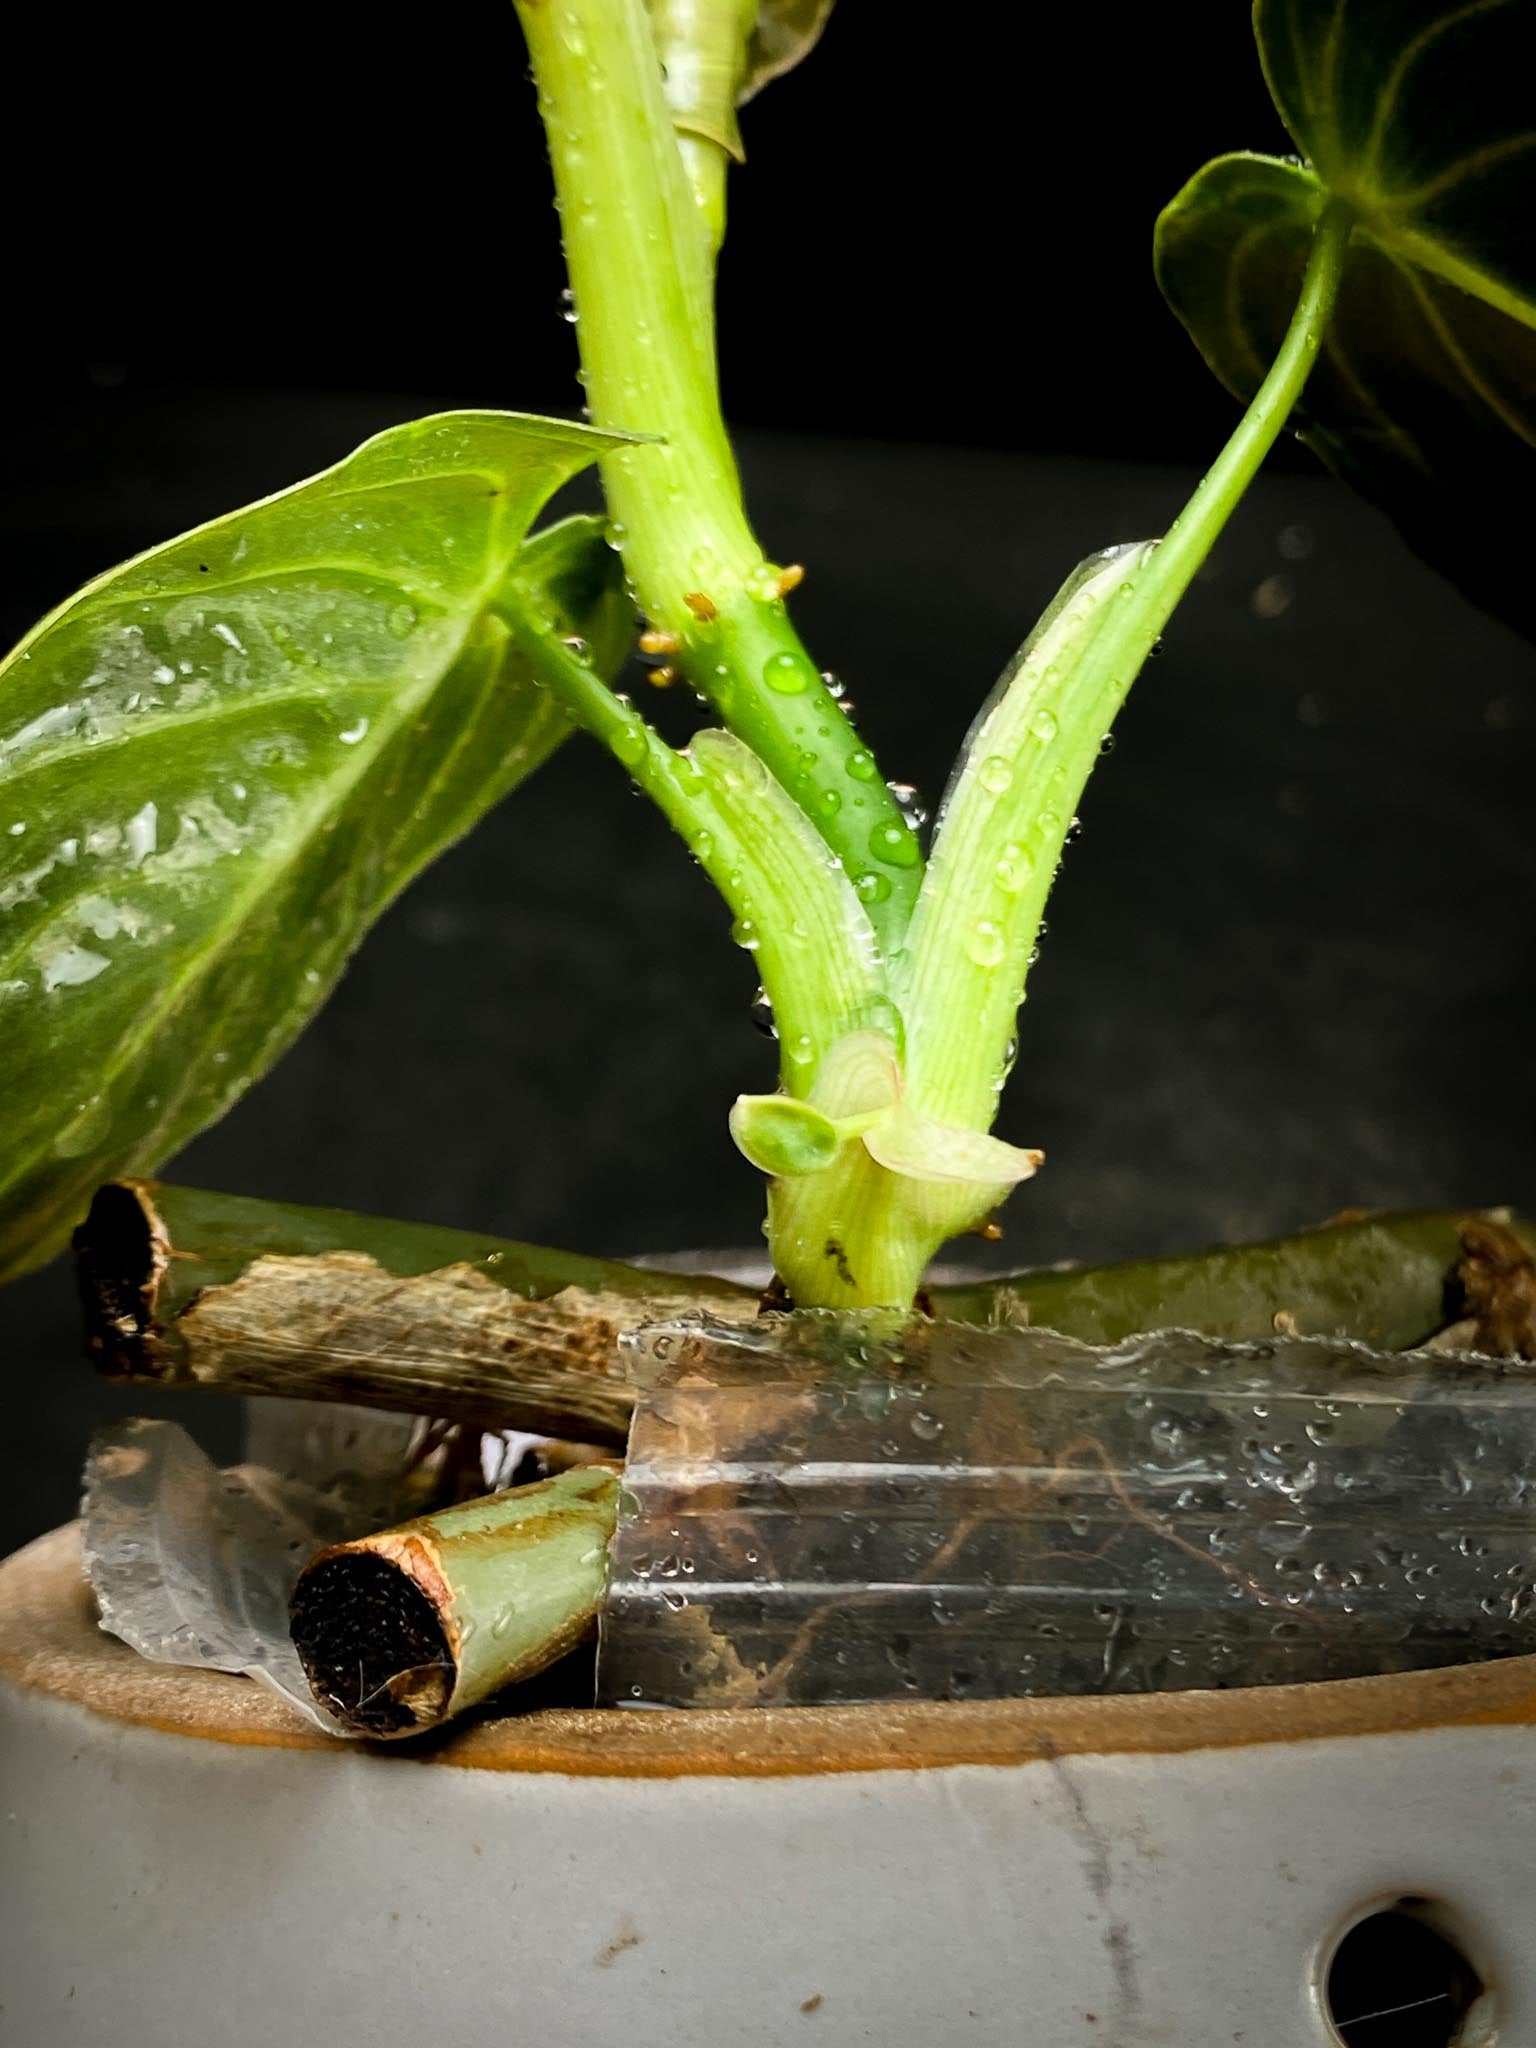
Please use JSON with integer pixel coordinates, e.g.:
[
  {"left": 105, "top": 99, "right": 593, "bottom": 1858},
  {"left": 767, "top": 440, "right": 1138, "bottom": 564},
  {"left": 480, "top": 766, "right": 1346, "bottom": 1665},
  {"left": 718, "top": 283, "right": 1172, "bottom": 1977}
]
[{"left": 0, "top": 0, "right": 1532, "bottom": 1309}]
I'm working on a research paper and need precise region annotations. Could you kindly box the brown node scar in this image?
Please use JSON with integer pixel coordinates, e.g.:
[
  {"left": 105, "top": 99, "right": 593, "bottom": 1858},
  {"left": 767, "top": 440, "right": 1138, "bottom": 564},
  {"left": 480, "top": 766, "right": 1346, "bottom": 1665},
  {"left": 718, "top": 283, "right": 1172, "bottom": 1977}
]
[
  {"left": 775, "top": 563, "right": 805, "bottom": 597},
  {"left": 638, "top": 627, "right": 681, "bottom": 657},
  {"left": 682, "top": 590, "right": 718, "bottom": 622},
  {"left": 1456, "top": 1216, "right": 1536, "bottom": 1359}
]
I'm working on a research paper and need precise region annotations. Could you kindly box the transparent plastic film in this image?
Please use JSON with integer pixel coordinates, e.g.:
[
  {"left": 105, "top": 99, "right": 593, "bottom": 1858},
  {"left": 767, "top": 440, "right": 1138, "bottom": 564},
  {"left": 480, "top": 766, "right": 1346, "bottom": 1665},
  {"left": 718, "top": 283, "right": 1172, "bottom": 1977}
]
[{"left": 599, "top": 1315, "right": 1536, "bottom": 1708}]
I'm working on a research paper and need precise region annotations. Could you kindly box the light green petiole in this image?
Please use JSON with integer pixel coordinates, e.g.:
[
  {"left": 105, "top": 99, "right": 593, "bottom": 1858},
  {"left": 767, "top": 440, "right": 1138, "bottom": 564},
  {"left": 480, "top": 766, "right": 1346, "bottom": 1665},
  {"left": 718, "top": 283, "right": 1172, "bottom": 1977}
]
[
  {"left": 499, "top": 599, "right": 883, "bottom": 1076},
  {"left": 902, "top": 200, "right": 1355, "bottom": 1138}
]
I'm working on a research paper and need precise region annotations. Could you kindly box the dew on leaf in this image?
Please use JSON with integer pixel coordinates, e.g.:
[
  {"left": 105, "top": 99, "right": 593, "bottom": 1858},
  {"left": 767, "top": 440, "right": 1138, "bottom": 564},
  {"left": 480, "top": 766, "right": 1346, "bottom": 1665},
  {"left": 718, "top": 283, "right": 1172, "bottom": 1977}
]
[
  {"left": 966, "top": 919, "right": 1006, "bottom": 968},
  {"left": 868, "top": 821, "right": 919, "bottom": 869},
  {"left": 994, "top": 842, "right": 1033, "bottom": 893},
  {"left": 761, "top": 655, "right": 819, "bottom": 696}
]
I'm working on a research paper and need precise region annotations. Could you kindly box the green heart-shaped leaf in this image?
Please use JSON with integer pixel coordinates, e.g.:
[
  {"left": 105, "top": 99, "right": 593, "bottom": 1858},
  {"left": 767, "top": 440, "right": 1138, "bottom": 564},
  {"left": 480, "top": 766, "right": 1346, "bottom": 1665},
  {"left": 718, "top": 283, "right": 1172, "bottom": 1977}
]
[
  {"left": 0, "top": 411, "right": 629, "bottom": 1282},
  {"left": 1156, "top": 0, "right": 1536, "bottom": 634}
]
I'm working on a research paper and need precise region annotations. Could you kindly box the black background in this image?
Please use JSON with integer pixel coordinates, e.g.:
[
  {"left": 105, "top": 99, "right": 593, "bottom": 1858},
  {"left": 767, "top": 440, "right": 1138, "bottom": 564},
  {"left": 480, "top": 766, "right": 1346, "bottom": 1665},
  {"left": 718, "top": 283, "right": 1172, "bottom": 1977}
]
[
  {"left": 5, "top": 5, "right": 1290, "bottom": 455},
  {"left": 2, "top": 8, "right": 1533, "bottom": 1549}
]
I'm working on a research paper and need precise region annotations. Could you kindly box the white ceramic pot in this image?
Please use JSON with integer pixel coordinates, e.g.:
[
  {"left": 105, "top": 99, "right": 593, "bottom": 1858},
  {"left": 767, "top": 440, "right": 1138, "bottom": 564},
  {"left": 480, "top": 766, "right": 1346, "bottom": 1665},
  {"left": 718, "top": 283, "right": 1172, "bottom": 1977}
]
[{"left": 2, "top": 1524, "right": 1532, "bottom": 2047}]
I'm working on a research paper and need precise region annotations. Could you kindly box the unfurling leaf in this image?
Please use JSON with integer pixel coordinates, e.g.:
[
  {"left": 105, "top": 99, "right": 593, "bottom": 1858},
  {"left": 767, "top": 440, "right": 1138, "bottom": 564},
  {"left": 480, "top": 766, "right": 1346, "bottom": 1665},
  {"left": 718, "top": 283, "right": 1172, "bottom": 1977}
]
[
  {"left": 0, "top": 412, "right": 630, "bottom": 1282},
  {"left": 1156, "top": 0, "right": 1536, "bottom": 635}
]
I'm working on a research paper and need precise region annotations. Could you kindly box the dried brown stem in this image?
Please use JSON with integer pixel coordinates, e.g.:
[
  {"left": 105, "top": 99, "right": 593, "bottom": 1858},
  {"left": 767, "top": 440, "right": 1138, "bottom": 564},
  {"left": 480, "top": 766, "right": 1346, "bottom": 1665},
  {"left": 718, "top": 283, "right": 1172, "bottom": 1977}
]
[{"left": 77, "top": 1180, "right": 754, "bottom": 1444}]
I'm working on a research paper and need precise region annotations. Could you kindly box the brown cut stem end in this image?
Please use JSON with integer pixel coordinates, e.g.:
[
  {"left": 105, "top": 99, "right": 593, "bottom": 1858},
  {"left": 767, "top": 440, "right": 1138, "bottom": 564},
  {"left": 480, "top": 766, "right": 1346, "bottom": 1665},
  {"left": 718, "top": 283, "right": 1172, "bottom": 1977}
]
[
  {"left": 290, "top": 1549, "right": 458, "bottom": 1739},
  {"left": 74, "top": 1180, "right": 170, "bottom": 1379}
]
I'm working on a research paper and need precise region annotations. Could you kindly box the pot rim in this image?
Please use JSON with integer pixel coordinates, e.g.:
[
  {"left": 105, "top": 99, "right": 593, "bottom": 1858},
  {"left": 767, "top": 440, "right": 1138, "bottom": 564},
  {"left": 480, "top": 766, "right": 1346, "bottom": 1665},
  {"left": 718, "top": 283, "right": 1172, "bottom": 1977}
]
[{"left": 4, "top": 1524, "right": 1533, "bottom": 1778}]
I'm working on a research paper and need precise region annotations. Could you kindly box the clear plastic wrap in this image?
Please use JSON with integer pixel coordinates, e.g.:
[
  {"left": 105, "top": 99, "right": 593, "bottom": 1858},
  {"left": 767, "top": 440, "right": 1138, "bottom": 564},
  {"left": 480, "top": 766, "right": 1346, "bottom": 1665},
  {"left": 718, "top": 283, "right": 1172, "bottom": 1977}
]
[
  {"left": 82, "top": 1403, "right": 426, "bottom": 1729},
  {"left": 600, "top": 1314, "right": 1536, "bottom": 1707}
]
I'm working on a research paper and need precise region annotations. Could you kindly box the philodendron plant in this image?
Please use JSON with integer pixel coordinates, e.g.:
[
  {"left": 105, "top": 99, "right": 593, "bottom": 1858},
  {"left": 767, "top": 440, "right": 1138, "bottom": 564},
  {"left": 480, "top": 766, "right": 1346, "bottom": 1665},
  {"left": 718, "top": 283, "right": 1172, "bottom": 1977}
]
[{"left": 1, "top": 0, "right": 1532, "bottom": 1312}]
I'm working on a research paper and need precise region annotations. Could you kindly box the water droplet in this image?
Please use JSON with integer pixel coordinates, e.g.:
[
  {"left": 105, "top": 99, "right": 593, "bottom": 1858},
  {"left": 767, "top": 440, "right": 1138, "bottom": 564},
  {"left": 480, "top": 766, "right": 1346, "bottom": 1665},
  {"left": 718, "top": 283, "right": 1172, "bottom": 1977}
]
[
  {"left": 845, "top": 749, "right": 878, "bottom": 782},
  {"left": 910, "top": 1408, "right": 943, "bottom": 1441},
  {"left": 750, "top": 987, "right": 777, "bottom": 1039},
  {"left": 855, "top": 871, "right": 891, "bottom": 904},
  {"left": 978, "top": 755, "right": 1013, "bottom": 794},
  {"left": 387, "top": 602, "right": 417, "bottom": 639},
  {"left": 966, "top": 919, "right": 1006, "bottom": 968},
  {"left": 1029, "top": 707, "right": 1059, "bottom": 743},
  {"left": 1099, "top": 732, "right": 1115, "bottom": 756},
  {"left": 784, "top": 1032, "right": 814, "bottom": 1069},
  {"left": 868, "top": 821, "right": 920, "bottom": 868},
  {"left": 1251, "top": 573, "right": 1293, "bottom": 620},
  {"left": 612, "top": 726, "right": 647, "bottom": 768},
  {"left": 731, "top": 916, "right": 760, "bottom": 951},
  {"left": 993, "top": 842, "right": 1033, "bottom": 893},
  {"left": 1277, "top": 522, "right": 1313, "bottom": 560},
  {"left": 887, "top": 781, "right": 928, "bottom": 830},
  {"left": 692, "top": 828, "right": 714, "bottom": 862},
  {"left": 338, "top": 716, "right": 369, "bottom": 745},
  {"left": 125, "top": 800, "right": 157, "bottom": 866},
  {"left": 41, "top": 944, "right": 110, "bottom": 991},
  {"left": 763, "top": 651, "right": 813, "bottom": 694},
  {"left": 558, "top": 286, "right": 579, "bottom": 323},
  {"left": 817, "top": 788, "right": 843, "bottom": 815}
]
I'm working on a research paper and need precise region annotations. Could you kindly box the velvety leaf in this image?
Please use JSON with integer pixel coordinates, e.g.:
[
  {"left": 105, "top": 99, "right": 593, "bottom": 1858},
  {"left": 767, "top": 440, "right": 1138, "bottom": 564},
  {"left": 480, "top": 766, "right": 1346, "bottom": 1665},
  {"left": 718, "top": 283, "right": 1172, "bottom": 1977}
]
[
  {"left": 1257, "top": 0, "right": 1535, "bottom": 316},
  {"left": 0, "top": 412, "right": 629, "bottom": 1282},
  {"left": 1156, "top": 0, "right": 1536, "bottom": 634}
]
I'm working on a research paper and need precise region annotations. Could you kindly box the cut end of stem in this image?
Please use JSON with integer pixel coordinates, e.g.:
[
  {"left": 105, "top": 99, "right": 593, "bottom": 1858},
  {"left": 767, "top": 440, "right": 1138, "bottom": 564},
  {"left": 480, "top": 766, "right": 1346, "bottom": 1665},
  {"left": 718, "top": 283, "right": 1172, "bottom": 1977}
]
[
  {"left": 74, "top": 1179, "right": 169, "bottom": 1379},
  {"left": 290, "top": 1549, "right": 457, "bottom": 1738}
]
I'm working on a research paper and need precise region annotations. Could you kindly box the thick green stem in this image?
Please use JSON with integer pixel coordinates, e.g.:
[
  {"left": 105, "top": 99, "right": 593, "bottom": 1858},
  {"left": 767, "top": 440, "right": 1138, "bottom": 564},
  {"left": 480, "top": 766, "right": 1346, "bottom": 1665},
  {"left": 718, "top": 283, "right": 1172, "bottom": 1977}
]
[
  {"left": 760, "top": 202, "right": 1354, "bottom": 1304},
  {"left": 514, "top": 0, "right": 922, "bottom": 942},
  {"left": 766, "top": 1144, "right": 939, "bottom": 1310}
]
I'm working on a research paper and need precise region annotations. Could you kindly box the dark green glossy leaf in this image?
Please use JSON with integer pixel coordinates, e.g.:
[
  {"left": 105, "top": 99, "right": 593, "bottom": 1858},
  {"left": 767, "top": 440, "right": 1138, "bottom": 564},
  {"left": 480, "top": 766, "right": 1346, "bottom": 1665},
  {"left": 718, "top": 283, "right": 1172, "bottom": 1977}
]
[
  {"left": 1258, "top": 0, "right": 1535, "bottom": 316},
  {"left": 1156, "top": 0, "right": 1536, "bottom": 633},
  {"left": 0, "top": 412, "right": 629, "bottom": 1282}
]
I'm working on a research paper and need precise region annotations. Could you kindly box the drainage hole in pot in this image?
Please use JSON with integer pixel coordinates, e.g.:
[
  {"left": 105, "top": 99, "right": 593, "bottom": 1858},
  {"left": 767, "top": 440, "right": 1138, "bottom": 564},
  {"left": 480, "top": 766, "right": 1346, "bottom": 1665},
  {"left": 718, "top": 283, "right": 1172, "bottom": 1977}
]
[{"left": 1323, "top": 1899, "right": 1490, "bottom": 2047}]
